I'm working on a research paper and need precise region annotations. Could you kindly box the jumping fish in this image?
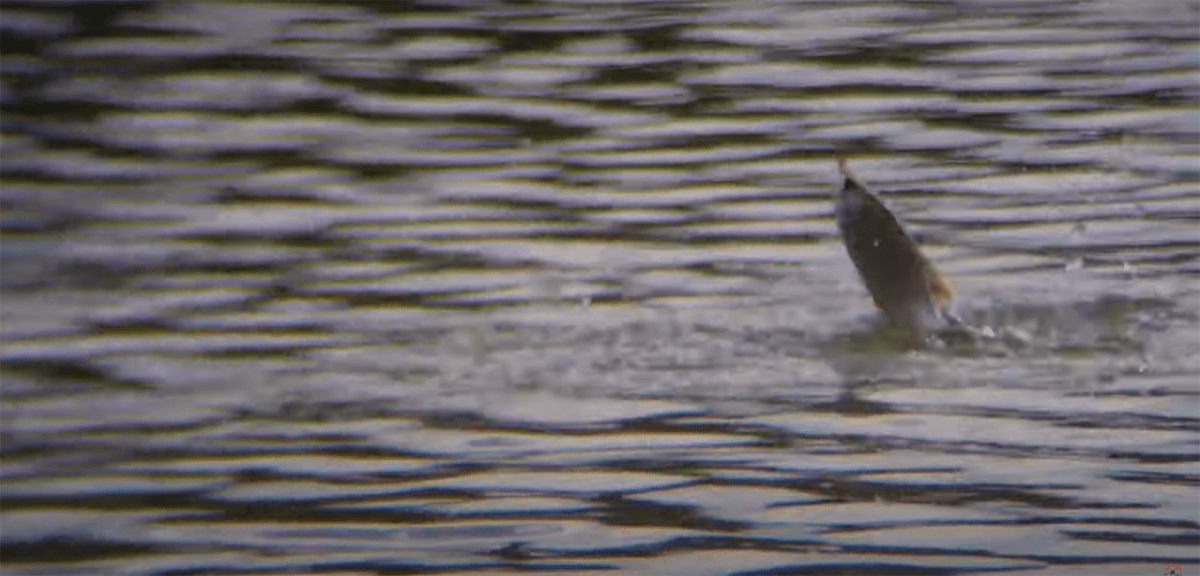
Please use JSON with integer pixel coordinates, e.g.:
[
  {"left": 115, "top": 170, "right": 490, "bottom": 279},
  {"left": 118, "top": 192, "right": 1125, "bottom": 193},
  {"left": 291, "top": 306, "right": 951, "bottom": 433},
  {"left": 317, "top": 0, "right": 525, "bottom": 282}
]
[{"left": 834, "top": 155, "right": 956, "bottom": 342}]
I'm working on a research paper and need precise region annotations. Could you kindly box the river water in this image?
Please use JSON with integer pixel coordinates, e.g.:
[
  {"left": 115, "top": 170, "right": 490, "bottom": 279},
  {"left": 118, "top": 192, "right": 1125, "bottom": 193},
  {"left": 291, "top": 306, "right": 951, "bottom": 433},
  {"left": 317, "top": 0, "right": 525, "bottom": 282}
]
[{"left": 1, "top": 1, "right": 1198, "bottom": 575}]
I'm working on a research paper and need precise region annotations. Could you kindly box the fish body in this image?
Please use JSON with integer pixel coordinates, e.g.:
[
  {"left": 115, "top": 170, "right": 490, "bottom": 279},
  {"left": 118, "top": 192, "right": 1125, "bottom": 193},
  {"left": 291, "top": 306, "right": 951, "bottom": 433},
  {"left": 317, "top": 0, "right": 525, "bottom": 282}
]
[{"left": 834, "top": 157, "right": 953, "bottom": 341}]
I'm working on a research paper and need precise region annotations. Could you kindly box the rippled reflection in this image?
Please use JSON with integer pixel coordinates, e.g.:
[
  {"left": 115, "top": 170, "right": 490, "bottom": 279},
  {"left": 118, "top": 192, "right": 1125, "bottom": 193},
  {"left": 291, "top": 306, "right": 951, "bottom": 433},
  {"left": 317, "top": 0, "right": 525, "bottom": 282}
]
[{"left": 1, "top": 0, "right": 1197, "bottom": 575}]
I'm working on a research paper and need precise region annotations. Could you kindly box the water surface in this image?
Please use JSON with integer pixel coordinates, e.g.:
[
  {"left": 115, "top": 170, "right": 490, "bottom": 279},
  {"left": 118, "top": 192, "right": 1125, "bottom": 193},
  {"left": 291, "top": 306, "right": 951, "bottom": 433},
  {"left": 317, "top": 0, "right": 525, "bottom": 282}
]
[{"left": 1, "top": 1, "right": 1197, "bottom": 575}]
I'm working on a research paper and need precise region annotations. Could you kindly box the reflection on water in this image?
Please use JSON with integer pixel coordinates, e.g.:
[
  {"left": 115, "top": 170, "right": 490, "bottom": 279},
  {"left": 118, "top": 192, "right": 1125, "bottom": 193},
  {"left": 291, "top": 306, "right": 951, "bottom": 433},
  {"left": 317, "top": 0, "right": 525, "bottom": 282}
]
[{"left": 1, "top": 0, "right": 1197, "bottom": 574}]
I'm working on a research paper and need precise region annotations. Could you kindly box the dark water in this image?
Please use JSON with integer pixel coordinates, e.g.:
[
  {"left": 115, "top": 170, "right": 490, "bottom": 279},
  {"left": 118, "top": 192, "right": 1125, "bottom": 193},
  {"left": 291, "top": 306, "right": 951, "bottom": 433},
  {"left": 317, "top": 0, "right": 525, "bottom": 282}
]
[{"left": 1, "top": 1, "right": 1198, "bottom": 575}]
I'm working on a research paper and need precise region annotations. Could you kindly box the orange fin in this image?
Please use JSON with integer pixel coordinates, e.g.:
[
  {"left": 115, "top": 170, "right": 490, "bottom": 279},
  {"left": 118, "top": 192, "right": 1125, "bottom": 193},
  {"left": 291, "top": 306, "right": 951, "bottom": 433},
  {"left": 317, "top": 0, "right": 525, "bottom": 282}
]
[{"left": 927, "top": 264, "right": 954, "bottom": 307}]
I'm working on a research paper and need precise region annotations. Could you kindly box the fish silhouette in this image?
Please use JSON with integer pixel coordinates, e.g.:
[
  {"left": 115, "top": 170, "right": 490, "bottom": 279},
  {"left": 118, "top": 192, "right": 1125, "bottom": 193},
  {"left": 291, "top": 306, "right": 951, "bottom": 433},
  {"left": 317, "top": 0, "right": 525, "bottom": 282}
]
[{"left": 834, "top": 155, "right": 954, "bottom": 341}]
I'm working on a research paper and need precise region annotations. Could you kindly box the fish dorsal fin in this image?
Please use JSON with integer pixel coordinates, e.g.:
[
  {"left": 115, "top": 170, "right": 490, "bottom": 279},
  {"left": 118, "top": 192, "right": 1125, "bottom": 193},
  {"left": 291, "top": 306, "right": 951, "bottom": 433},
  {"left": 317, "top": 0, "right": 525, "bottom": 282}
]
[{"left": 926, "top": 263, "right": 954, "bottom": 307}]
